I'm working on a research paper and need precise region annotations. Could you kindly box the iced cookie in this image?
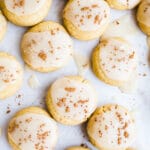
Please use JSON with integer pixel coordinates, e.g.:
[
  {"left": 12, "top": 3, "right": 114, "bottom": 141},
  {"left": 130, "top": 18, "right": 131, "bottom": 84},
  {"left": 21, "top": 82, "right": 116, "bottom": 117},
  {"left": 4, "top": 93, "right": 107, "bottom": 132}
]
[
  {"left": 137, "top": 0, "right": 150, "bottom": 35},
  {"left": 87, "top": 104, "right": 136, "bottom": 150},
  {"left": 63, "top": 0, "right": 110, "bottom": 40},
  {"left": 46, "top": 76, "right": 97, "bottom": 125},
  {"left": 92, "top": 37, "right": 137, "bottom": 87},
  {"left": 66, "top": 146, "right": 89, "bottom": 150},
  {"left": 0, "top": 11, "right": 7, "bottom": 41},
  {"left": 106, "top": 0, "right": 140, "bottom": 10},
  {"left": 1, "top": 0, "right": 52, "bottom": 26},
  {"left": 21, "top": 21, "right": 73, "bottom": 72},
  {"left": 0, "top": 52, "right": 23, "bottom": 99},
  {"left": 8, "top": 107, "right": 58, "bottom": 150}
]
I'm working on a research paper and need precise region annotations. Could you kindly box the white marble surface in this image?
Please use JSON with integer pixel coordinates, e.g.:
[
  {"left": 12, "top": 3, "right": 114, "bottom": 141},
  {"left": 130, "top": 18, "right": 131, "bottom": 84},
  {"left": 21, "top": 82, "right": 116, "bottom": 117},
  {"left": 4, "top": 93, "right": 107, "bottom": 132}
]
[{"left": 0, "top": 0, "right": 150, "bottom": 150}]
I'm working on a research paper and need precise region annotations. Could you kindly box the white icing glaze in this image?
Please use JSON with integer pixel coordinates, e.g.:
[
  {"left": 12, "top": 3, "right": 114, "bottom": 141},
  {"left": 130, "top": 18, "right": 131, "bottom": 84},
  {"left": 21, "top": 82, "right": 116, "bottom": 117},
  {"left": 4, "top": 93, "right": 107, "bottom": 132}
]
[
  {"left": 118, "top": 70, "right": 137, "bottom": 93},
  {"left": 101, "top": 14, "right": 141, "bottom": 45},
  {"left": 50, "top": 77, "right": 97, "bottom": 122},
  {"left": 73, "top": 52, "right": 90, "bottom": 76},
  {"left": 4, "top": 0, "right": 46, "bottom": 16},
  {"left": 28, "top": 74, "right": 40, "bottom": 89},
  {"left": 63, "top": 0, "right": 110, "bottom": 31},
  {"left": 0, "top": 56, "right": 22, "bottom": 92},
  {"left": 88, "top": 105, "right": 136, "bottom": 149},
  {"left": 21, "top": 30, "right": 73, "bottom": 70},
  {"left": 9, "top": 113, "right": 58, "bottom": 150},
  {"left": 137, "top": 1, "right": 150, "bottom": 26},
  {"left": 110, "top": 0, "right": 140, "bottom": 9},
  {"left": 0, "top": 12, "right": 7, "bottom": 37},
  {"left": 99, "top": 38, "right": 137, "bottom": 82}
]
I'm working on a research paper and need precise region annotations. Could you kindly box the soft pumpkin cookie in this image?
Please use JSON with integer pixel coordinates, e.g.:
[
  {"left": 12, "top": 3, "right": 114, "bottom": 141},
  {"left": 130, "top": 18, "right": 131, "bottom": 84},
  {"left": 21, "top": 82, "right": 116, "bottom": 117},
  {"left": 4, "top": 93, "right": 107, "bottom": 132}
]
[
  {"left": 0, "top": 52, "right": 23, "bottom": 99},
  {"left": 66, "top": 146, "right": 90, "bottom": 150},
  {"left": 46, "top": 76, "right": 97, "bottom": 125},
  {"left": 106, "top": 0, "right": 140, "bottom": 10},
  {"left": 87, "top": 104, "right": 136, "bottom": 150},
  {"left": 137, "top": 0, "right": 150, "bottom": 35},
  {"left": 0, "top": 11, "right": 7, "bottom": 41},
  {"left": 21, "top": 21, "right": 73, "bottom": 72},
  {"left": 63, "top": 0, "right": 110, "bottom": 40},
  {"left": 8, "top": 107, "right": 58, "bottom": 150},
  {"left": 92, "top": 37, "right": 137, "bottom": 87},
  {"left": 1, "top": 0, "right": 52, "bottom": 26}
]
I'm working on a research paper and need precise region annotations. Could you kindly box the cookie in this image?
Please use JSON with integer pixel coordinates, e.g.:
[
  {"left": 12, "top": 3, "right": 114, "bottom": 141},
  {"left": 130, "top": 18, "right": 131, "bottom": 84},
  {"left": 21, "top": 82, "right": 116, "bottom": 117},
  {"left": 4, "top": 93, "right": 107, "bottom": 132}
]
[
  {"left": 66, "top": 146, "right": 89, "bottom": 150},
  {"left": 137, "top": 0, "right": 150, "bottom": 36},
  {"left": 0, "top": 11, "right": 7, "bottom": 41},
  {"left": 1, "top": 0, "right": 52, "bottom": 26},
  {"left": 92, "top": 37, "right": 137, "bottom": 87},
  {"left": 0, "top": 52, "right": 23, "bottom": 99},
  {"left": 63, "top": 0, "right": 110, "bottom": 40},
  {"left": 46, "top": 76, "right": 97, "bottom": 125},
  {"left": 8, "top": 107, "right": 58, "bottom": 150},
  {"left": 106, "top": 0, "right": 140, "bottom": 10},
  {"left": 21, "top": 21, "right": 73, "bottom": 72},
  {"left": 87, "top": 104, "right": 136, "bottom": 150}
]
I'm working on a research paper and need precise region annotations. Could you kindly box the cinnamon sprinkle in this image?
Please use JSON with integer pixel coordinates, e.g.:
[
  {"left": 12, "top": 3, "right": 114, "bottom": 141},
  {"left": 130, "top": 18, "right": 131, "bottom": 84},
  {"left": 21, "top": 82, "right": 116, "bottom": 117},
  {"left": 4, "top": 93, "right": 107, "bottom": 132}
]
[
  {"left": 38, "top": 51, "right": 47, "bottom": 61},
  {"left": 65, "top": 87, "right": 76, "bottom": 92},
  {"left": 129, "top": 51, "right": 135, "bottom": 59},
  {"left": 65, "top": 106, "right": 70, "bottom": 112},
  {"left": 92, "top": 4, "right": 98, "bottom": 8},
  {"left": 81, "top": 7, "right": 89, "bottom": 11},
  {"left": 19, "top": 0, "right": 25, "bottom": 6},
  {"left": 0, "top": 66, "right": 4, "bottom": 72},
  {"left": 124, "top": 131, "right": 129, "bottom": 138},
  {"left": 78, "top": 100, "right": 89, "bottom": 104}
]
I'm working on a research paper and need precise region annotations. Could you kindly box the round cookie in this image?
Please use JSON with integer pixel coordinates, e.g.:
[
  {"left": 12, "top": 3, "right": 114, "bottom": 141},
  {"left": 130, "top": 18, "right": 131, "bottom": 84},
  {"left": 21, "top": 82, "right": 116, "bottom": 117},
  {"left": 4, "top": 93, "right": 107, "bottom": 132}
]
[
  {"left": 87, "top": 104, "right": 136, "bottom": 150},
  {"left": 1, "top": 0, "right": 52, "bottom": 26},
  {"left": 8, "top": 107, "right": 58, "bottom": 150},
  {"left": 92, "top": 37, "right": 137, "bottom": 87},
  {"left": 106, "top": 0, "right": 140, "bottom": 10},
  {"left": 0, "top": 52, "right": 23, "bottom": 99},
  {"left": 46, "top": 76, "right": 97, "bottom": 125},
  {"left": 21, "top": 21, "right": 73, "bottom": 72},
  {"left": 0, "top": 11, "right": 7, "bottom": 41},
  {"left": 66, "top": 146, "right": 89, "bottom": 150},
  {"left": 137, "top": 1, "right": 150, "bottom": 36},
  {"left": 63, "top": 0, "right": 110, "bottom": 40}
]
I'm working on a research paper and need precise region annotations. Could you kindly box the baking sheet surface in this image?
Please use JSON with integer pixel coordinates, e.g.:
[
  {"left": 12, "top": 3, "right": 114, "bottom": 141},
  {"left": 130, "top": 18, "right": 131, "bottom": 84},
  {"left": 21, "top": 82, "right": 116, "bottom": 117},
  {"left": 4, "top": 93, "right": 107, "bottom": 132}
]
[{"left": 0, "top": 0, "right": 150, "bottom": 150}]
